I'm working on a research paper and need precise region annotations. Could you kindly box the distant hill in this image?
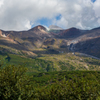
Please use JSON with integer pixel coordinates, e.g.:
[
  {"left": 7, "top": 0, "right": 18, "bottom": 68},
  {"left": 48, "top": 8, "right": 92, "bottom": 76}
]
[{"left": 49, "top": 25, "right": 63, "bottom": 30}]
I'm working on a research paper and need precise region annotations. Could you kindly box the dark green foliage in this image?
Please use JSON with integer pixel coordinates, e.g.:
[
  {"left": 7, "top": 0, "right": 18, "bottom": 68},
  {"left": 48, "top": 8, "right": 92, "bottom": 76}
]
[
  {"left": 5, "top": 55, "right": 11, "bottom": 62},
  {"left": 84, "top": 57, "right": 100, "bottom": 66},
  {"left": 0, "top": 65, "right": 34, "bottom": 100},
  {"left": 31, "top": 59, "right": 55, "bottom": 72},
  {"left": 0, "top": 54, "right": 55, "bottom": 72},
  {"left": 0, "top": 62, "right": 100, "bottom": 99},
  {"left": 31, "top": 73, "right": 100, "bottom": 100},
  {"left": 59, "top": 61, "right": 75, "bottom": 71}
]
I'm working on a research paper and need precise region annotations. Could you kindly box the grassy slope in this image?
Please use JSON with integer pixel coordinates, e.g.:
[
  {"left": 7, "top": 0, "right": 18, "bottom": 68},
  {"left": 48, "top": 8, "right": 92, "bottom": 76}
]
[
  {"left": 1, "top": 52, "right": 100, "bottom": 99},
  {"left": 39, "top": 53, "right": 100, "bottom": 71},
  {"left": 0, "top": 51, "right": 100, "bottom": 73}
]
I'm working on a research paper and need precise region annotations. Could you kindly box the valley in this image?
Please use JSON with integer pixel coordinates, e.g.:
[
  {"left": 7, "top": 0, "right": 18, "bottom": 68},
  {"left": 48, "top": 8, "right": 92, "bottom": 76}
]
[
  {"left": 0, "top": 25, "right": 100, "bottom": 72},
  {"left": 1, "top": 25, "right": 100, "bottom": 99}
]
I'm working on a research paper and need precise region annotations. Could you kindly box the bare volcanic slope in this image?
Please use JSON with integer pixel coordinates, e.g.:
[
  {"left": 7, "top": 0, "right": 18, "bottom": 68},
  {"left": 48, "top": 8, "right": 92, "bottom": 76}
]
[
  {"left": 8, "top": 25, "right": 52, "bottom": 39},
  {"left": 0, "top": 25, "right": 53, "bottom": 51},
  {"left": 0, "top": 30, "right": 29, "bottom": 51},
  {"left": 71, "top": 27, "right": 100, "bottom": 58},
  {"left": 58, "top": 27, "right": 87, "bottom": 39},
  {"left": 28, "top": 25, "right": 51, "bottom": 37},
  {"left": 1, "top": 25, "right": 100, "bottom": 58}
]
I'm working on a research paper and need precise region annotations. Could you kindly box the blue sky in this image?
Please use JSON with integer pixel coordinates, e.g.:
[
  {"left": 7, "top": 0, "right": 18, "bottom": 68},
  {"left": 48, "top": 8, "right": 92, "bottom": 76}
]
[
  {"left": 32, "top": 14, "right": 62, "bottom": 28},
  {"left": 91, "top": 0, "right": 96, "bottom": 2},
  {"left": 32, "top": 18, "right": 53, "bottom": 28}
]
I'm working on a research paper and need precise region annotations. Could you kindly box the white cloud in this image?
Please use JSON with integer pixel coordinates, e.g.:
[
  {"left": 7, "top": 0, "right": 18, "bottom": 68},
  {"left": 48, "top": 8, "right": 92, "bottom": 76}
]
[
  {"left": 0, "top": 0, "right": 100, "bottom": 31},
  {"left": 76, "top": 22, "right": 84, "bottom": 29},
  {"left": 53, "top": 17, "right": 68, "bottom": 29},
  {"left": 0, "top": 0, "right": 3, "bottom": 7},
  {"left": 93, "top": 0, "right": 100, "bottom": 17},
  {"left": 54, "top": 0, "right": 100, "bottom": 29},
  {"left": 25, "top": 20, "right": 31, "bottom": 29}
]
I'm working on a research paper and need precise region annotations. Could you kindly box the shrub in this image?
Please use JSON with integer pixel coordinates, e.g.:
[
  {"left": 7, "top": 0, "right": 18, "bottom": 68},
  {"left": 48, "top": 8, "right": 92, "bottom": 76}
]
[{"left": 0, "top": 65, "right": 34, "bottom": 100}]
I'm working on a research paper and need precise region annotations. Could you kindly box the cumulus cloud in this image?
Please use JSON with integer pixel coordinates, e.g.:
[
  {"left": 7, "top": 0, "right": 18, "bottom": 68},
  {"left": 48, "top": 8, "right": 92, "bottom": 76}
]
[
  {"left": 93, "top": 0, "right": 100, "bottom": 17},
  {"left": 0, "top": 0, "right": 99, "bottom": 30},
  {"left": 54, "top": 0, "right": 100, "bottom": 29}
]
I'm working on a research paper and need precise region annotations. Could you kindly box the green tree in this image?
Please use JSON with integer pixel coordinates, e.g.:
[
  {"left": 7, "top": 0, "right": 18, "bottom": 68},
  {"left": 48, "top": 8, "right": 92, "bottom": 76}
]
[{"left": 0, "top": 64, "right": 34, "bottom": 100}]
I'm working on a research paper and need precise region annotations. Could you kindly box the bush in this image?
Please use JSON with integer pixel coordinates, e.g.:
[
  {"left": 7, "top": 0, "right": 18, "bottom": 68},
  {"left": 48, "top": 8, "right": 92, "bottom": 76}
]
[
  {"left": 0, "top": 63, "right": 100, "bottom": 100},
  {"left": 32, "top": 76, "right": 100, "bottom": 100},
  {"left": 0, "top": 65, "right": 34, "bottom": 100}
]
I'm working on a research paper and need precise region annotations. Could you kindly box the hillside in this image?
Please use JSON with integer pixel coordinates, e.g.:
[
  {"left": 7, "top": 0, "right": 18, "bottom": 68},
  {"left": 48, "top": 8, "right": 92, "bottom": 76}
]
[
  {"left": 0, "top": 25, "right": 100, "bottom": 66},
  {"left": 1, "top": 25, "right": 100, "bottom": 100},
  {"left": 0, "top": 51, "right": 100, "bottom": 73}
]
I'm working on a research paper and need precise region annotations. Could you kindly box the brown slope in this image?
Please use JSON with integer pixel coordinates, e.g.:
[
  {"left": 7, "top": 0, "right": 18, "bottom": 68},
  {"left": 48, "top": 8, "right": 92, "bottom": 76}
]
[
  {"left": 58, "top": 27, "right": 83, "bottom": 39},
  {"left": 7, "top": 25, "right": 51, "bottom": 39},
  {"left": 1, "top": 25, "right": 100, "bottom": 58},
  {"left": 74, "top": 37, "right": 100, "bottom": 58},
  {"left": 0, "top": 25, "right": 53, "bottom": 51},
  {"left": 70, "top": 27, "right": 100, "bottom": 45},
  {"left": 70, "top": 27, "right": 100, "bottom": 57}
]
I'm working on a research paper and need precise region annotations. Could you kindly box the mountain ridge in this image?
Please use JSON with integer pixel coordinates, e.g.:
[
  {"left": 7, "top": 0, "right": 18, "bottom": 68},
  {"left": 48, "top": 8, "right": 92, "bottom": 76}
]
[
  {"left": 49, "top": 25, "right": 63, "bottom": 30},
  {"left": 0, "top": 25, "right": 100, "bottom": 58}
]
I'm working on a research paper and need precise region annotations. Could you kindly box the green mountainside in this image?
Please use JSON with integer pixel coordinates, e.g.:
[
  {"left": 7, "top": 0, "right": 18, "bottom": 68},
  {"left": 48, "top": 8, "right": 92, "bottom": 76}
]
[
  {"left": 0, "top": 51, "right": 100, "bottom": 73},
  {"left": 1, "top": 25, "right": 100, "bottom": 99}
]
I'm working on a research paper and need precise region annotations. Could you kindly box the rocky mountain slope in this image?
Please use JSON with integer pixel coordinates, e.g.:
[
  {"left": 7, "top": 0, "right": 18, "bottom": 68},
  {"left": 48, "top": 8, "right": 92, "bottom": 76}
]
[
  {"left": 0, "top": 25, "right": 100, "bottom": 58},
  {"left": 73, "top": 27, "right": 100, "bottom": 57}
]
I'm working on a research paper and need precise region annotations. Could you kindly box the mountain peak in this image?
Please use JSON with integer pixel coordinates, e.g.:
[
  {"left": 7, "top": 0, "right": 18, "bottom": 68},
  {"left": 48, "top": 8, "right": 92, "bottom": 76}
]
[
  {"left": 37, "top": 25, "right": 46, "bottom": 30},
  {"left": 59, "top": 27, "right": 81, "bottom": 38},
  {"left": 67, "top": 27, "right": 79, "bottom": 31},
  {"left": 49, "top": 25, "right": 63, "bottom": 30},
  {"left": 29, "top": 25, "right": 47, "bottom": 31}
]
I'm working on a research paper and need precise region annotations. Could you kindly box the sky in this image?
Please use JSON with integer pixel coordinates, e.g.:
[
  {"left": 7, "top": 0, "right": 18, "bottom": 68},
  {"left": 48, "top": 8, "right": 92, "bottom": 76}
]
[{"left": 0, "top": 0, "right": 100, "bottom": 31}]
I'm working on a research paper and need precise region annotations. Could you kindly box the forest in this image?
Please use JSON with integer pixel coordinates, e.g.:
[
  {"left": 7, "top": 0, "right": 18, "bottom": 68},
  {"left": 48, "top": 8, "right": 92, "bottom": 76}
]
[
  {"left": 0, "top": 64, "right": 100, "bottom": 100},
  {"left": 0, "top": 52, "right": 100, "bottom": 100}
]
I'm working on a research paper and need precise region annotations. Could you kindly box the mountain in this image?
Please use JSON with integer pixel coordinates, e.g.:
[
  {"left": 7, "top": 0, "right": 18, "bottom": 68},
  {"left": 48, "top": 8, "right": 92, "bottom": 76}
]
[
  {"left": 0, "top": 25, "right": 53, "bottom": 51},
  {"left": 1, "top": 25, "right": 100, "bottom": 100},
  {"left": 48, "top": 25, "right": 64, "bottom": 34},
  {"left": 58, "top": 27, "right": 84, "bottom": 39},
  {"left": 0, "top": 25, "right": 100, "bottom": 58},
  {"left": 71, "top": 27, "right": 100, "bottom": 57},
  {"left": 49, "top": 25, "right": 63, "bottom": 30}
]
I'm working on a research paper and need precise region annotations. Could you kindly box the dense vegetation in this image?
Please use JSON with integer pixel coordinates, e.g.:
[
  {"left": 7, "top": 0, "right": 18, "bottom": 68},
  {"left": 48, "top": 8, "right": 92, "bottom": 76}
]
[
  {"left": 0, "top": 63, "right": 100, "bottom": 100},
  {"left": 1, "top": 52, "right": 100, "bottom": 99}
]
